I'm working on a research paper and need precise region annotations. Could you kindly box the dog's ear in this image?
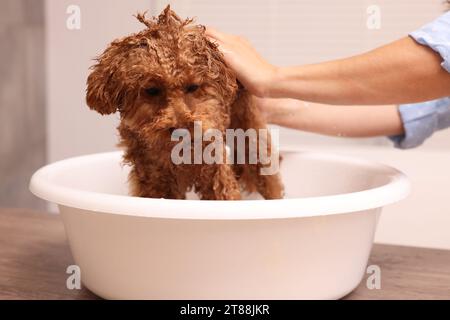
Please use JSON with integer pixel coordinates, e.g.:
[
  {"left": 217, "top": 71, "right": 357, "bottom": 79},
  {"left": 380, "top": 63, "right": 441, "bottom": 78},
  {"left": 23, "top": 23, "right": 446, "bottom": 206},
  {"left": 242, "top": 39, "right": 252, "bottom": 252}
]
[
  {"left": 86, "top": 44, "right": 124, "bottom": 115},
  {"left": 201, "top": 35, "right": 241, "bottom": 107}
]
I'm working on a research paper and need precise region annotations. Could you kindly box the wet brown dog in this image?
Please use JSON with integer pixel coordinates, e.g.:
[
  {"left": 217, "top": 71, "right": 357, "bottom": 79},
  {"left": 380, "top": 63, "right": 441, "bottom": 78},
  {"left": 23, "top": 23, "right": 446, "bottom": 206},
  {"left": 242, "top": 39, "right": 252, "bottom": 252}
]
[{"left": 86, "top": 6, "right": 283, "bottom": 200}]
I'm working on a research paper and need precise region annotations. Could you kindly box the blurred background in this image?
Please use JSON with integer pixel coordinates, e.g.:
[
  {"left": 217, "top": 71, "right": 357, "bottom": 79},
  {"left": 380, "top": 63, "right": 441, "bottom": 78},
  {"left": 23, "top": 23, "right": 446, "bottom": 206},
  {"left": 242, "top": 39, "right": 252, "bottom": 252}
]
[{"left": 1, "top": 0, "right": 449, "bottom": 249}]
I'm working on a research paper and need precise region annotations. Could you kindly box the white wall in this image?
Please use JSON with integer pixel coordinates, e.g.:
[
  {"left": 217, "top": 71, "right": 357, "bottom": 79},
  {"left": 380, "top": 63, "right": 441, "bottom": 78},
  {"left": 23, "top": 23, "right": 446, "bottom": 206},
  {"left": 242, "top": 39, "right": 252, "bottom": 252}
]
[
  {"left": 45, "top": 0, "right": 152, "bottom": 162},
  {"left": 46, "top": 1, "right": 450, "bottom": 249}
]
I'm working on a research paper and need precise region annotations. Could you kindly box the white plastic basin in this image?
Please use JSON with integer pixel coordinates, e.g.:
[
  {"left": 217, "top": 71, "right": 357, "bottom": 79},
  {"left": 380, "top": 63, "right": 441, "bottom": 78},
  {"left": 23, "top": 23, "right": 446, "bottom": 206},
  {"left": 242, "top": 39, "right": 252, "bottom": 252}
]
[{"left": 29, "top": 150, "right": 410, "bottom": 299}]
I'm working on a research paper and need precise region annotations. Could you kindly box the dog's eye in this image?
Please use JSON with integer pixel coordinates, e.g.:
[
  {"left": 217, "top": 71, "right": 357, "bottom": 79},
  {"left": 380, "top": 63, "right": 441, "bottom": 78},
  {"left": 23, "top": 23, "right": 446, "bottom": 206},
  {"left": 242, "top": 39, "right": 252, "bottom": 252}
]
[
  {"left": 186, "top": 84, "right": 199, "bottom": 93},
  {"left": 145, "top": 87, "right": 161, "bottom": 96}
]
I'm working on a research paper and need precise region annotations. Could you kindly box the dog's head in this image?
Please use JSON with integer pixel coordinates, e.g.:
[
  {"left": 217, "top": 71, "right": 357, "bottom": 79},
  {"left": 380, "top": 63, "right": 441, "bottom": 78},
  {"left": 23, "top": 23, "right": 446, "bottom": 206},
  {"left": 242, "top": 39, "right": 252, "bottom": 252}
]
[{"left": 86, "top": 6, "right": 239, "bottom": 146}]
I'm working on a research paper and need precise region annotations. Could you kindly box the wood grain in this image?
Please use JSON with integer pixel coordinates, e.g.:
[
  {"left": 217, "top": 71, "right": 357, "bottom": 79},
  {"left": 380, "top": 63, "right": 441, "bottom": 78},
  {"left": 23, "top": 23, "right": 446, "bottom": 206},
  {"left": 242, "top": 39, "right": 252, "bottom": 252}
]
[
  {"left": 345, "top": 243, "right": 450, "bottom": 300},
  {"left": 0, "top": 209, "right": 98, "bottom": 299},
  {"left": 0, "top": 208, "right": 449, "bottom": 300}
]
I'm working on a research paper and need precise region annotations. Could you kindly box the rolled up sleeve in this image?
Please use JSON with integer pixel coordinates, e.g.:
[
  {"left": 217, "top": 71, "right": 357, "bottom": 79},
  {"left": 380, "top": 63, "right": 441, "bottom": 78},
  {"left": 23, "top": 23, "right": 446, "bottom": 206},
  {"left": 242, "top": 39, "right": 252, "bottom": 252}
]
[
  {"left": 409, "top": 12, "right": 450, "bottom": 73},
  {"left": 390, "top": 98, "right": 450, "bottom": 149},
  {"left": 389, "top": 12, "right": 450, "bottom": 149}
]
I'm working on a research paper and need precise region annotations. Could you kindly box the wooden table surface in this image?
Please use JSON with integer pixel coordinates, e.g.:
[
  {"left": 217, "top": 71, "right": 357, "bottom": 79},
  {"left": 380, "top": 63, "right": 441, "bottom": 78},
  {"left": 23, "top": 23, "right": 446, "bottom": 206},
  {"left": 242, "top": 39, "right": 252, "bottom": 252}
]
[{"left": 0, "top": 208, "right": 449, "bottom": 300}]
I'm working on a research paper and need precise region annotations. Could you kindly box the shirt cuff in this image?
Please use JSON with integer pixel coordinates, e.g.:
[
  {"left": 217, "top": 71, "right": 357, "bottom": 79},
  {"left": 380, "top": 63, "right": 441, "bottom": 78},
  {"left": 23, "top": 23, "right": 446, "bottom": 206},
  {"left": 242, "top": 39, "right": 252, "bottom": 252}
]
[
  {"left": 389, "top": 102, "right": 440, "bottom": 149},
  {"left": 409, "top": 12, "right": 450, "bottom": 73}
]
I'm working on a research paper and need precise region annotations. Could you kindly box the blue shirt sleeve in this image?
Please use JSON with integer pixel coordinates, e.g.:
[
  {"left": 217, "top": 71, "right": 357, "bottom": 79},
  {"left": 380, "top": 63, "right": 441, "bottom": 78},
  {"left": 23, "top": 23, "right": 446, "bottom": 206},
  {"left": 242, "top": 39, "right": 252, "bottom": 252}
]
[
  {"left": 410, "top": 11, "right": 450, "bottom": 72},
  {"left": 390, "top": 98, "right": 450, "bottom": 149},
  {"left": 389, "top": 12, "right": 450, "bottom": 149}
]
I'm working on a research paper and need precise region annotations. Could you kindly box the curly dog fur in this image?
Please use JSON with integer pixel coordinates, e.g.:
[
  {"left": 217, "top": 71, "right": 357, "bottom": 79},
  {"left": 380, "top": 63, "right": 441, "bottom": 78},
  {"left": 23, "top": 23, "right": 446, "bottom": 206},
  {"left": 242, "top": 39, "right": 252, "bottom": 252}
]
[{"left": 86, "top": 6, "right": 284, "bottom": 200}]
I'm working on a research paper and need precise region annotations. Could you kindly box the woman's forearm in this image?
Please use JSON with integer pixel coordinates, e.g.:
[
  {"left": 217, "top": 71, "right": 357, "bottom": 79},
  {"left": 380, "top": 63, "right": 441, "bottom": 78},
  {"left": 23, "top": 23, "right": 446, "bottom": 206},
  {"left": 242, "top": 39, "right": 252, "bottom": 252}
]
[
  {"left": 268, "top": 37, "right": 450, "bottom": 105},
  {"left": 257, "top": 98, "right": 404, "bottom": 137}
]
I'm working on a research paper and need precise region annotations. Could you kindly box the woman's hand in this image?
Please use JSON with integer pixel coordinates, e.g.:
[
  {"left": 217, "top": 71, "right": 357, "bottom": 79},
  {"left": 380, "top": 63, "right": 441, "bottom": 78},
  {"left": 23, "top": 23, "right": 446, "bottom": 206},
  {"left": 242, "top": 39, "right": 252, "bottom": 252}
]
[
  {"left": 207, "top": 30, "right": 450, "bottom": 104},
  {"left": 205, "top": 27, "right": 277, "bottom": 97},
  {"left": 253, "top": 96, "right": 300, "bottom": 123},
  {"left": 253, "top": 97, "right": 403, "bottom": 137}
]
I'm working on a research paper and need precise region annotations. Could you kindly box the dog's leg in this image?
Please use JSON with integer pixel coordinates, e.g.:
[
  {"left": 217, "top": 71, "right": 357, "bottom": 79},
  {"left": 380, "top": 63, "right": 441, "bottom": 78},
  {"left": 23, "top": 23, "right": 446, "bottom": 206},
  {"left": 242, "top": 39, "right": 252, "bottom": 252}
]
[
  {"left": 234, "top": 162, "right": 283, "bottom": 199},
  {"left": 195, "top": 164, "right": 241, "bottom": 200},
  {"left": 230, "top": 88, "right": 284, "bottom": 199},
  {"left": 119, "top": 124, "right": 188, "bottom": 199},
  {"left": 254, "top": 129, "right": 285, "bottom": 200},
  {"left": 128, "top": 165, "right": 187, "bottom": 199},
  {"left": 254, "top": 167, "right": 284, "bottom": 199}
]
